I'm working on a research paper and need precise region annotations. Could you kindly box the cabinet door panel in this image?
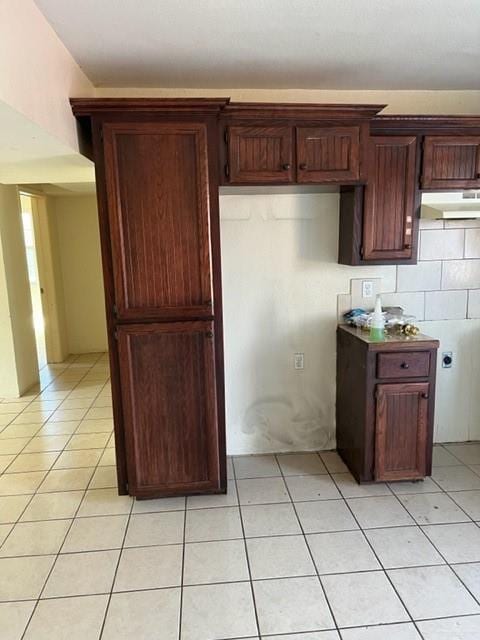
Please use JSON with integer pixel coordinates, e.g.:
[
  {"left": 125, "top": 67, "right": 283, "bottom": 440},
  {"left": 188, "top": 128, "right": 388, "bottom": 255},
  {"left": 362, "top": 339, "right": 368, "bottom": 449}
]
[
  {"left": 363, "top": 136, "right": 418, "bottom": 261},
  {"left": 227, "top": 126, "right": 294, "bottom": 184},
  {"left": 117, "top": 321, "right": 220, "bottom": 497},
  {"left": 375, "top": 382, "right": 429, "bottom": 481},
  {"left": 103, "top": 122, "right": 213, "bottom": 320},
  {"left": 297, "top": 126, "right": 360, "bottom": 182},
  {"left": 422, "top": 136, "right": 480, "bottom": 189}
]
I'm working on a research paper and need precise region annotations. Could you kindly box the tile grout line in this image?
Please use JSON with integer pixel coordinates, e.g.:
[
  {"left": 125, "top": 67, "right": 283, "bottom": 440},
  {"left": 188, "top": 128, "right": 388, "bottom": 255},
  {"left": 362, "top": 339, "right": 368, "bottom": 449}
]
[{"left": 176, "top": 496, "right": 188, "bottom": 640}]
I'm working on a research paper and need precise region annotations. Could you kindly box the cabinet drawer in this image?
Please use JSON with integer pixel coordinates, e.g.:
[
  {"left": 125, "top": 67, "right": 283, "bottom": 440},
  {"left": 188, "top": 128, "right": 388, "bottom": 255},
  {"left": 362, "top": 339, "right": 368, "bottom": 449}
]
[{"left": 377, "top": 351, "right": 430, "bottom": 379}]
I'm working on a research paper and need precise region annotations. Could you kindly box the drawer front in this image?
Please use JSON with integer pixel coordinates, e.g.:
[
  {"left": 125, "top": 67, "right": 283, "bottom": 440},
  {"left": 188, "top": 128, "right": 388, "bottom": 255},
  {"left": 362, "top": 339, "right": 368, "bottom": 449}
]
[{"left": 377, "top": 351, "right": 430, "bottom": 379}]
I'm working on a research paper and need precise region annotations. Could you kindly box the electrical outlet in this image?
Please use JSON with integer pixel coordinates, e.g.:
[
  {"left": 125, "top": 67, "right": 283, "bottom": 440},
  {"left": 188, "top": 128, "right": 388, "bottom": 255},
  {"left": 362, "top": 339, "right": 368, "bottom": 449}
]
[
  {"left": 294, "top": 353, "right": 304, "bottom": 370},
  {"left": 362, "top": 280, "right": 374, "bottom": 299}
]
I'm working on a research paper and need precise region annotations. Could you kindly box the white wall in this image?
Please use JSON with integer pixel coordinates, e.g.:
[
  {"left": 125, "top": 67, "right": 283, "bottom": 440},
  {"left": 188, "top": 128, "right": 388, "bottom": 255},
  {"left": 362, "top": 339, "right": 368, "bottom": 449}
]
[
  {"left": 51, "top": 195, "right": 107, "bottom": 354},
  {"left": 220, "top": 190, "right": 480, "bottom": 454}
]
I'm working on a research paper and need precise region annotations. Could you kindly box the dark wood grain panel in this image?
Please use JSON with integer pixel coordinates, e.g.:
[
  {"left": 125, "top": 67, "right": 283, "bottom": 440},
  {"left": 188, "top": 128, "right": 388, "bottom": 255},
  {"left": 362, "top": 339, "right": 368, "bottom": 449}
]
[
  {"left": 422, "top": 136, "right": 480, "bottom": 189},
  {"left": 117, "top": 321, "right": 221, "bottom": 497},
  {"left": 103, "top": 121, "right": 213, "bottom": 320},
  {"left": 296, "top": 126, "right": 360, "bottom": 182},
  {"left": 375, "top": 382, "right": 429, "bottom": 481},
  {"left": 377, "top": 351, "right": 430, "bottom": 379},
  {"left": 227, "top": 126, "right": 293, "bottom": 183},
  {"left": 362, "top": 136, "right": 418, "bottom": 261}
]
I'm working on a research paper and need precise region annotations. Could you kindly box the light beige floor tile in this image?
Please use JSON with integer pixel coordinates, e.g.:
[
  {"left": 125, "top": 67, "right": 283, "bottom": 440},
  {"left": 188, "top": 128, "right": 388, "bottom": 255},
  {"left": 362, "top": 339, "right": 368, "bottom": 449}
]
[
  {"left": 418, "top": 615, "right": 480, "bottom": 639},
  {"left": 365, "top": 526, "right": 444, "bottom": 569},
  {"left": 6, "top": 452, "right": 59, "bottom": 473},
  {"left": 242, "top": 503, "right": 302, "bottom": 537},
  {"left": 88, "top": 465, "right": 117, "bottom": 488},
  {"left": 49, "top": 408, "right": 88, "bottom": 423},
  {"left": 226, "top": 456, "right": 234, "bottom": 479},
  {"left": 247, "top": 534, "right": 315, "bottom": 579},
  {"left": 388, "top": 477, "right": 441, "bottom": 494},
  {"left": 0, "top": 424, "right": 42, "bottom": 439},
  {"left": 398, "top": 492, "right": 470, "bottom": 524},
  {"left": 445, "top": 443, "right": 480, "bottom": 465},
  {"left": 98, "top": 447, "right": 116, "bottom": 466},
  {"left": 0, "top": 470, "right": 46, "bottom": 495},
  {"left": 332, "top": 473, "right": 392, "bottom": 498},
  {"left": 254, "top": 576, "right": 334, "bottom": 636},
  {"left": 0, "top": 518, "right": 71, "bottom": 557},
  {"left": 36, "top": 421, "right": 80, "bottom": 436},
  {"left": 0, "top": 438, "right": 30, "bottom": 455},
  {"left": 102, "top": 588, "right": 180, "bottom": 640},
  {"left": 0, "top": 402, "right": 29, "bottom": 414},
  {"left": 38, "top": 467, "right": 94, "bottom": 492},
  {"left": 340, "top": 623, "right": 421, "bottom": 639},
  {"left": 308, "top": 530, "right": 380, "bottom": 574},
  {"left": 24, "top": 594, "right": 108, "bottom": 640},
  {"left": 422, "top": 522, "right": 480, "bottom": 563},
  {"left": 0, "top": 601, "right": 36, "bottom": 640},
  {"left": 0, "top": 454, "right": 15, "bottom": 473},
  {"left": 237, "top": 477, "right": 290, "bottom": 505},
  {"left": 433, "top": 465, "right": 480, "bottom": 491},
  {"left": 182, "top": 582, "right": 257, "bottom": 640},
  {"left": 0, "top": 494, "right": 31, "bottom": 523},
  {"left": 20, "top": 491, "right": 84, "bottom": 521},
  {"left": 388, "top": 565, "right": 480, "bottom": 619},
  {"left": 114, "top": 544, "right": 182, "bottom": 591},
  {"left": 131, "top": 496, "right": 185, "bottom": 513},
  {"left": 185, "top": 506, "right": 242, "bottom": 542},
  {"left": 453, "top": 562, "right": 480, "bottom": 601},
  {"left": 320, "top": 451, "right": 349, "bottom": 473},
  {"left": 43, "top": 550, "right": 119, "bottom": 597},
  {"left": 286, "top": 475, "right": 341, "bottom": 502},
  {"left": 77, "top": 488, "right": 132, "bottom": 516},
  {"left": 449, "top": 490, "right": 480, "bottom": 519},
  {"left": 23, "top": 435, "right": 71, "bottom": 453},
  {"left": 60, "top": 397, "right": 95, "bottom": 410},
  {"left": 25, "top": 400, "right": 61, "bottom": 412},
  {"left": 75, "top": 418, "right": 113, "bottom": 433},
  {"left": 10, "top": 411, "right": 51, "bottom": 425},
  {"left": 277, "top": 453, "right": 327, "bottom": 476},
  {"left": 234, "top": 454, "right": 281, "bottom": 479},
  {"left": 183, "top": 539, "right": 248, "bottom": 585},
  {"left": 0, "top": 555, "right": 55, "bottom": 600},
  {"left": 125, "top": 511, "right": 184, "bottom": 546},
  {"left": 53, "top": 449, "right": 102, "bottom": 469},
  {"left": 347, "top": 496, "right": 414, "bottom": 529},
  {"left": 0, "top": 522, "right": 12, "bottom": 545},
  {"left": 66, "top": 433, "right": 109, "bottom": 450},
  {"left": 295, "top": 499, "right": 359, "bottom": 534},
  {"left": 186, "top": 479, "right": 238, "bottom": 509},
  {"left": 62, "top": 514, "right": 128, "bottom": 552},
  {"left": 84, "top": 407, "right": 113, "bottom": 420},
  {"left": 322, "top": 571, "right": 409, "bottom": 628}
]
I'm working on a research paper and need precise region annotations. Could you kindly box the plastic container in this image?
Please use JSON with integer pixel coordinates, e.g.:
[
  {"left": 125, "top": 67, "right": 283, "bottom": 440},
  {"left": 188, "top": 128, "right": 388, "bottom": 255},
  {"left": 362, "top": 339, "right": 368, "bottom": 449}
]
[{"left": 369, "top": 295, "right": 385, "bottom": 341}]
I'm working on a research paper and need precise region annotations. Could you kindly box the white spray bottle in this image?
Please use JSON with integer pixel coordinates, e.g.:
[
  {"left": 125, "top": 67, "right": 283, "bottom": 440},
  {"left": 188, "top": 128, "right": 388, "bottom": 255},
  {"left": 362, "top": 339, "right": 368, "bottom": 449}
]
[{"left": 369, "top": 295, "right": 385, "bottom": 341}]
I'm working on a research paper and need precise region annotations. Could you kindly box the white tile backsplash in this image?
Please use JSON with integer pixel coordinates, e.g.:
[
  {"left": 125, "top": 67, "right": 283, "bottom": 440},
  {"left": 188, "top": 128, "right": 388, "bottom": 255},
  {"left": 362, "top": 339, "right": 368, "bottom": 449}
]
[
  {"left": 380, "top": 292, "right": 425, "bottom": 321},
  {"left": 465, "top": 229, "right": 480, "bottom": 259},
  {"left": 468, "top": 290, "right": 480, "bottom": 319},
  {"left": 442, "top": 260, "right": 480, "bottom": 290},
  {"left": 445, "top": 219, "right": 480, "bottom": 229},
  {"left": 425, "top": 290, "right": 468, "bottom": 321},
  {"left": 350, "top": 278, "right": 382, "bottom": 311},
  {"left": 420, "top": 229, "right": 465, "bottom": 261},
  {"left": 397, "top": 262, "right": 442, "bottom": 292}
]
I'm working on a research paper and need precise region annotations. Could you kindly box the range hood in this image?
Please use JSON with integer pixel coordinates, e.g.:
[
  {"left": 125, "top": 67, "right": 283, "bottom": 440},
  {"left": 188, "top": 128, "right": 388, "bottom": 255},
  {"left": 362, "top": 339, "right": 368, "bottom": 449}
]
[{"left": 421, "top": 202, "right": 480, "bottom": 220}]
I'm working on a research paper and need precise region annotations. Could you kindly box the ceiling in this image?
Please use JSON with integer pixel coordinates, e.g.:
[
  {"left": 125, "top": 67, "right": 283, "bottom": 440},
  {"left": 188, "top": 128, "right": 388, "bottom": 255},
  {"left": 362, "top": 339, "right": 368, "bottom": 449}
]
[{"left": 35, "top": 0, "right": 480, "bottom": 90}]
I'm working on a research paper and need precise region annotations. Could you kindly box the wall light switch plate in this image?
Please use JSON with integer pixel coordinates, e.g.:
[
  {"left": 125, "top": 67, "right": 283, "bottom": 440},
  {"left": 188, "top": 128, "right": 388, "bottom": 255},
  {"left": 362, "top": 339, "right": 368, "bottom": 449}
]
[
  {"left": 294, "top": 353, "right": 304, "bottom": 370},
  {"left": 362, "top": 280, "right": 374, "bottom": 299}
]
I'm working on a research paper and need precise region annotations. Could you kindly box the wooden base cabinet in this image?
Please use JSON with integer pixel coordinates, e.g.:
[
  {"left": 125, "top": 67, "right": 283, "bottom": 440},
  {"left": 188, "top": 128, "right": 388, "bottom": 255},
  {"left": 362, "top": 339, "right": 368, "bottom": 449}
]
[{"left": 336, "top": 326, "right": 439, "bottom": 484}]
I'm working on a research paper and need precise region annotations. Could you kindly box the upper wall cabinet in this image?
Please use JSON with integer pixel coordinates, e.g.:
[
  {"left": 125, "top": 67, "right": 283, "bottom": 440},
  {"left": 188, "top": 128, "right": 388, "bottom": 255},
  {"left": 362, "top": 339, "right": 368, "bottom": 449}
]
[
  {"left": 422, "top": 136, "right": 480, "bottom": 189},
  {"left": 296, "top": 126, "right": 360, "bottom": 183},
  {"left": 227, "top": 126, "right": 294, "bottom": 184},
  {"left": 103, "top": 121, "right": 214, "bottom": 321}
]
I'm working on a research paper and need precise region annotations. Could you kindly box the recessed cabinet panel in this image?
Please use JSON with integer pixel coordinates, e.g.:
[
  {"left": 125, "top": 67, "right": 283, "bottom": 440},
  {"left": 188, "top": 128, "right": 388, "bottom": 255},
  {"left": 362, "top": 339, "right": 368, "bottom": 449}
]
[
  {"left": 422, "top": 136, "right": 480, "bottom": 189},
  {"left": 375, "top": 382, "right": 429, "bottom": 481},
  {"left": 117, "top": 321, "right": 220, "bottom": 497},
  {"left": 227, "top": 126, "right": 294, "bottom": 183},
  {"left": 362, "top": 136, "right": 418, "bottom": 261},
  {"left": 103, "top": 122, "right": 213, "bottom": 320},
  {"left": 296, "top": 126, "right": 361, "bottom": 182}
]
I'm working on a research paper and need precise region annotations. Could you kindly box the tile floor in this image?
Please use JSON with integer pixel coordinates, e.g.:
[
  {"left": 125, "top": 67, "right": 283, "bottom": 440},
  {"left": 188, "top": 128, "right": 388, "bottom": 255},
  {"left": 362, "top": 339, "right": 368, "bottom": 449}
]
[{"left": 2, "top": 355, "right": 480, "bottom": 638}]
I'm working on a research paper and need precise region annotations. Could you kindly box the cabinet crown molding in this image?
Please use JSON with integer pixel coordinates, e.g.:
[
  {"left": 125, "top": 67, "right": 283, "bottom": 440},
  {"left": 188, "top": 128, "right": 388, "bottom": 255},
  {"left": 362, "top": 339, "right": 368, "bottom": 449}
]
[{"left": 70, "top": 97, "right": 231, "bottom": 116}]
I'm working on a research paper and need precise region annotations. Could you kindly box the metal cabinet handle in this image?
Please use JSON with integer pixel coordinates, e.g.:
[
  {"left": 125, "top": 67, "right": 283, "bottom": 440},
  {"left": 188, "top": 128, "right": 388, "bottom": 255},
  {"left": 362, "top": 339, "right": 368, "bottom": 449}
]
[
  {"left": 206, "top": 331, "right": 214, "bottom": 339},
  {"left": 401, "top": 362, "right": 410, "bottom": 369},
  {"left": 299, "top": 163, "right": 307, "bottom": 170},
  {"left": 404, "top": 243, "right": 412, "bottom": 249},
  {"left": 282, "top": 163, "right": 291, "bottom": 170},
  {"left": 421, "top": 392, "right": 429, "bottom": 399}
]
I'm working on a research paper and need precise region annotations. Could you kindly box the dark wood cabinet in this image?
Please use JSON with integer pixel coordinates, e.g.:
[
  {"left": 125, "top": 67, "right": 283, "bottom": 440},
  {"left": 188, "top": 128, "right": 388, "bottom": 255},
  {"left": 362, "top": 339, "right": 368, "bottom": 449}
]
[
  {"left": 103, "top": 121, "right": 213, "bottom": 321},
  {"left": 339, "top": 135, "right": 420, "bottom": 265},
  {"left": 227, "top": 126, "right": 294, "bottom": 184},
  {"left": 336, "top": 326, "right": 438, "bottom": 483},
  {"left": 117, "top": 321, "right": 220, "bottom": 497},
  {"left": 375, "top": 382, "right": 429, "bottom": 481},
  {"left": 422, "top": 135, "right": 480, "bottom": 189},
  {"left": 296, "top": 126, "right": 361, "bottom": 183}
]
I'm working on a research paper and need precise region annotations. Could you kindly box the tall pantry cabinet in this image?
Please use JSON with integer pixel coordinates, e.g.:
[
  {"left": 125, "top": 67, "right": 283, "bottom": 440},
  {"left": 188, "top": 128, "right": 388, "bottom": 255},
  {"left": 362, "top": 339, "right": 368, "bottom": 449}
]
[{"left": 72, "top": 99, "right": 228, "bottom": 498}]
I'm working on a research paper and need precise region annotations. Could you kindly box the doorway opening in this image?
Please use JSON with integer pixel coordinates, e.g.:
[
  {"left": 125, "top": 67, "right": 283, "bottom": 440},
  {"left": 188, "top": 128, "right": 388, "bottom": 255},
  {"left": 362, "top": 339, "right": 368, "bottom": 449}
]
[{"left": 19, "top": 193, "right": 47, "bottom": 369}]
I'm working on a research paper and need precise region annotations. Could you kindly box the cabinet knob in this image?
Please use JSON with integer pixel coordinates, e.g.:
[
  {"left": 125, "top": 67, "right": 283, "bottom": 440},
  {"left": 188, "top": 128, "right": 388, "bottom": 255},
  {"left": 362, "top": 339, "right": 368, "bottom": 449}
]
[
  {"left": 421, "top": 392, "right": 429, "bottom": 399},
  {"left": 299, "top": 163, "right": 307, "bottom": 170},
  {"left": 404, "top": 243, "right": 412, "bottom": 249},
  {"left": 400, "top": 362, "right": 410, "bottom": 369},
  {"left": 282, "top": 163, "right": 291, "bottom": 170},
  {"left": 205, "top": 299, "right": 212, "bottom": 306},
  {"left": 206, "top": 331, "right": 214, "bottom": 339}
]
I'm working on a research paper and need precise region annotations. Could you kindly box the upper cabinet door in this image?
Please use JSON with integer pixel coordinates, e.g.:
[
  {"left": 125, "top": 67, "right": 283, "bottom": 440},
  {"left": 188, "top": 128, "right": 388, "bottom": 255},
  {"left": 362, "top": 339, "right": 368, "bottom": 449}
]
[
  {"left": 296, "top": 126, "right": 361, "bottom": 182},
  {"left": 103, "top": 122, "right": 213, "bottom": 321},
  {"left": 227, "top": 126, "right": 294, "bottom": 184},
  {"left": 422, "top": 136, "right": 480, "bottom": 189},
  {"left": 362, "top": 136, "right": 418, "bottom": 261}
]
